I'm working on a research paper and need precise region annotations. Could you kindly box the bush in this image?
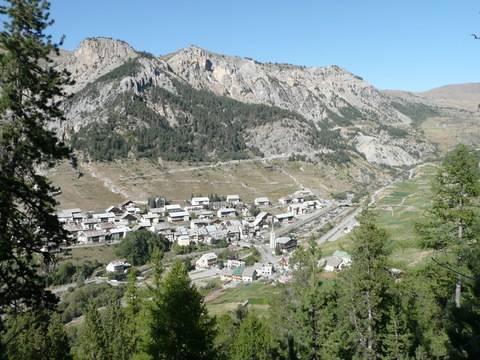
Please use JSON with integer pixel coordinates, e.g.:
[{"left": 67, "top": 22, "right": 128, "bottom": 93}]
[
  {"left": 58, "top": 283, "right": 125, "bottom": 323},
  {"left": 48, "top": 260, "right": 100, "bottom": 286},
  {"left": 116, "top": 230, "right": 170, "bottom": 266}
]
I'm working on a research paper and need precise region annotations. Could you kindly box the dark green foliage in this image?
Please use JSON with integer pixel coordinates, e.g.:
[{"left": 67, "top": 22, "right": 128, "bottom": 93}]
[
  {"left": 232, "top": 313, "right": 274, "bottom": 360},
  {"left": 0, "top": 0, "right": 72, "bottom": 315},
  {"left": 58, "top": 283, "right": 125, "bottom": 323},
  {"left": 340, "top": 211, "right": 393, "bottom": 359},
  {"left": 2, "top": 310, "right": 71, "bottom": 359},
  {"left": 73, "top": 300, "right": 138, "bottom": 360},
  {"left": 71, "top": 75, "right": 349, "bottom": 162},
  {"left": 243, "top": 247, "right": 261, "bottom": 266},
  {"left": 416, "top": 144, "right": 480, "bottom": 250},
  {"left": 390, "top": 101, "right": 440, "bottom": 125},
  {"left": 95, "top": 58, "right": 142, "bottom": 83},
  {"left": 143, "top": 261, "right": 216, "bottom": 360},
  {"left": 446, "top": 242, "right": 480, "bottom": 359},
  {"left": 47, "top": 260, "right": 100, "bottom": 286},
  {"left": 116, "top": 230, "right": 170, "bottom": 266},
  {"left": 331, "top": 191, "right": 347, "bottom": 201},
  {"left": 379, "top": 124, "right": 410, "bottom": 138}
]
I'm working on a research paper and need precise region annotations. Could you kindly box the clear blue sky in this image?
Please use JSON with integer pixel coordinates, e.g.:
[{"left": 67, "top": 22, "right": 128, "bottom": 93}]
[{"left": 47, "top": 0, "right": 480, "bottom": 92}]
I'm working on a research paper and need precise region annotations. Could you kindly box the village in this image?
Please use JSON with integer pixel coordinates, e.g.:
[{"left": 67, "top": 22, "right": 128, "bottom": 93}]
[{"left": 55, "top": 188, "right": 357, "bottom": 290}]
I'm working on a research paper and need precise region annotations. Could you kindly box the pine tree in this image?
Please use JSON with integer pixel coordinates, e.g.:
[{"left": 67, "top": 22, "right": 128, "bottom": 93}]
[
  {"left": 144, "top": 261, "right": 216, "bottom": 360},
  {"left": 2, "top": 309, "right": 71, "bottom": 360},
  {"left": 341, "top": 211, "right": 393, "bottom": 359},
  {"left": 0, "top": 0, "right": 73, "bottom": 315},
  {"left": 232, "top": 313, "right": 274, "bottom": 360},
  {"left": 74, "top": 300, "right": 138, "bottom": 360},
  {"left": 417, "top": 144, "right": 480, "bottom": 252}
]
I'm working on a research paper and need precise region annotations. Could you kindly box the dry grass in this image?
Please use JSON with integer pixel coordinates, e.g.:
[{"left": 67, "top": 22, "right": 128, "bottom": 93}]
[{"left": 50, "top": 157, "right": 390, "bottom": 210}]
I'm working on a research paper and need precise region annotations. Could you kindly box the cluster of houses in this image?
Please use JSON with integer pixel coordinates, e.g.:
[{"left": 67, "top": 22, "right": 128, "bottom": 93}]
[
  {"left": 194, "top": 252, "right": 275, "bottom": 283},
  {"left": 58, "top": 189, "right": 327, "bottom": 250}
]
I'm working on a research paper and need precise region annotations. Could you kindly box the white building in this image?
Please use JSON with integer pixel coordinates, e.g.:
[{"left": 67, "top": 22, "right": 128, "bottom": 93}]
[
  {"left": 106, "top": 260, "right": 131, "bottom": 273},
  {"left": 258, "top": 263, "right": 274, "bottom": 277},
  {"left": 217, "top": 208, "right": 237, "bottom": 218},
  {"left": 77, "top": 230, "right": 106, "bottom": 244},
  {"left": 168, "top": 210, "right": 190, "bottom": 223},
  {"left": 254, "top": 197, "right": 271, "bottom": 207},
  {"left": 275, "top": 212, "right": 295, "bottom": 224},
  {"left": 195, "top": 252, "right": 218, "bottom": 269},
  {"left": 191, "top": 197, "right": 210, "bottom": 207},
  {"left": 226, "top": 259, "right": 246, "bottom": 269},
  {"left": 226, "top": 195, "right": 241, "bottom": 205}
]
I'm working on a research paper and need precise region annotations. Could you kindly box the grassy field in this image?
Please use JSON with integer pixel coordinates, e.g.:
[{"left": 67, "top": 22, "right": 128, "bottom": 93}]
[
  {"left": 49, "top": 162, "right": 125, "bottom": 211},
  {"left": 206, "top": 282, "right": 281, "bottom": 317},
  {"left": 50, "top": 156, "right": 391, "bottom": 211},
  {"left": 422, "top": 116, "right": 480, "bottom": 154},
  {"left": 320, "top": 164, "right": 438, "bottom": 268},
  {"left": 65, "top": 244, "right": 120, "bottom": 265}
]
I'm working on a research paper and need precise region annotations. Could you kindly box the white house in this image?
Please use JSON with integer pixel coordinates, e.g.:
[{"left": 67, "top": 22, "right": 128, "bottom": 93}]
[
  {"left": 254, "top": 197, "right": 271, "bottom": 207},
  {"left": 195, "top": 252, "right": 218, "bottom": 269},
  {"left": 142, "top": 213, "right": 160, "bottom": 225},
  {"left": 106, "top": 260, "right": 131, "bottom": 273},
  {"left": 275, "top": 212, "right": 295, "bottom": 224},
  {"left": 197, "top": 210, "right": 214, "bottom": 220},
  {"left": 191, "top": 197, "right": 210, "bottom": 207},
  {"left": 109, "top": 226, "right": 131, "bottom": 240},
  {"left": 226, "top": 259, "right": 246, "bottom": 269},
  {"left": 258, "top": 263, "right": 274, "bottom": 277},
  {"left": 78, "top": 230, "right": 106, "bottom": 244},
  {"left": 168, "top": 210, "right": 190, "bottom": 223},
  {"left": 226, "top": 195, "right": 241, "bottom": 205},
  {"left": 177, "top": 235, "right": 191, "bottom": 246},
  {"left": 93, "top": 212, "right": 116, "bottom": 223},
  {"left": 217, "top": 208, "right": 237, "bottom": 218},
  {"left": 323, "top": 251, "right": 352, "bottom": 272},
  {"left": 82, "top": 218, "right": 100, "bottom": 230},
  {"left": 278, "top": 196, "right": 293, "bottom": 206}
]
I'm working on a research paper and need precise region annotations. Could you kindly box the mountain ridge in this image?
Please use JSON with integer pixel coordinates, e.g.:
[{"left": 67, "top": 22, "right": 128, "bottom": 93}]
[{"left": 55, "top": 37, "right": 478, "bottom": 167}]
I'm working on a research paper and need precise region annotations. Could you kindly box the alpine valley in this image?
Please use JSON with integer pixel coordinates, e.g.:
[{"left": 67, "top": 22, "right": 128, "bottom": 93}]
[{"left": 49, "top": 37, "right": 480, "bottom": 209}]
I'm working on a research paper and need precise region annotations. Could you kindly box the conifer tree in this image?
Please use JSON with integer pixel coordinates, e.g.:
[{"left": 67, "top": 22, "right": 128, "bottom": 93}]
[
  {"left": 341, "top": 211, "right": 393, "bottom": 359},
  {"left": 2, "top": 310, "right": 71, "bottom": 360},
  {"left": 0, "top": 0, "right": 73, "bottom": 315},
  {"left": 145, "top": 261, "right": 216, "bottom": 360},
  {"left": 232, "top": 313, "right": 274, "bottom": 360}
]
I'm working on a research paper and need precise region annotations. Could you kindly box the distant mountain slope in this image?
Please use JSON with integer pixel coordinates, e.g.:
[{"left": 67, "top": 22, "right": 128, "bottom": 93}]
[
  {"left": 55, "top": 37, "right": 436, "bottom": 166},
  {"left": 420, "top": 83, "right": 480, "bottom": 111}
]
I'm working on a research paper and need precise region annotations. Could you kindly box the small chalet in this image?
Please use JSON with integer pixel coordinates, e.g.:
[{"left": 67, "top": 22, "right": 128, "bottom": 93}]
[
  {"left": 217, "top": 208, "right": 237, "bottom": 218},
  {"left": 195, "top": 252, "right": 218, "bottom": 269},
  {"left": 78, "top": 230, "right": 106, "bottom": 244},
  {"left": 191, "top": 197, "right": 210, "bottom": 207},
  {"left": 254, "top": 197, "right": 271, "bottom": 207},
  {"left": 226, "top": 194, "right": 241, "bottom": 205},
  {"left": 275, "top": 212, "right": 295, "bottom": 224},
  {"left": 275, "top": 236, "right": 297, "bottom": 252},
  {"left": 106, "top": 259, "right": 131, "bottom": 273}
]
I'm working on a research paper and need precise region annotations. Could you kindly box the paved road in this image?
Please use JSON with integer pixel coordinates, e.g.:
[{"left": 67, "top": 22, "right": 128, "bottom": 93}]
[
  {"left": 318, "top": 207, "right": 361, "bottom": 244},
  {"left": 275, "top": 204, "right": 336, "bottom": 237}
]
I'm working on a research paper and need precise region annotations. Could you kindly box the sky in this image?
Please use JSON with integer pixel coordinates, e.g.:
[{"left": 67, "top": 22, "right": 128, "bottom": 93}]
[{"left": 44, "top": 0, "right": 480, "bottom": 92}]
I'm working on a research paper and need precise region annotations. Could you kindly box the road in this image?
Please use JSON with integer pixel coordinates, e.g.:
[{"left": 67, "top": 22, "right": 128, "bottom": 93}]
[
  {"left": 275, "top": 204, "right": 336, "bottom": 237},
  {"left": 318, "top": 207, "right": 361, "bottom": 243}
]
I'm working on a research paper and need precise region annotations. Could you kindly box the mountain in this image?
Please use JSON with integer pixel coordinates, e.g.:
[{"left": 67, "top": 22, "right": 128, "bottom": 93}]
[
  {"left": 420, "top": 83, "right": 480, "bottom": 111},
  {"left": 55, "top": 37, "right": 440, "bottom": 167}
]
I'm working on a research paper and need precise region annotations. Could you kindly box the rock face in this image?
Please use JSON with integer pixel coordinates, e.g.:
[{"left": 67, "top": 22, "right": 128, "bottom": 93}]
[
  {"left": 54, "top": 37, "right": 138, "bottom": 93},
  {"left": 56, "top": 37, "right": 439, "bottom": 166},
  {"left": 166, "top": 45, "right": 407, "bottom": 126}
]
